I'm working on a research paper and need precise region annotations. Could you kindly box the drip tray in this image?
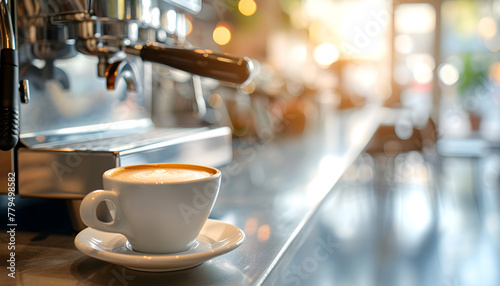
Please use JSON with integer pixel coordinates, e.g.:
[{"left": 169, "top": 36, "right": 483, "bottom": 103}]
[{"left": 18, "top": 127, "right": 232, "bottom": 199}]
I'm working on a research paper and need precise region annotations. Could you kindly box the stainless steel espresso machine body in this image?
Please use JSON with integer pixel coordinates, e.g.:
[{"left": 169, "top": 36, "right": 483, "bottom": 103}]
[{"left": 0, "top": 0, "right": 252, "bottom": 228}]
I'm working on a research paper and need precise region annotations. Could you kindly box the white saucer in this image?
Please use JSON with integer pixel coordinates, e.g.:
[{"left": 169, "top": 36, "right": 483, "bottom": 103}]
[{"left": 74, "top": 219, "right": 245, "bottom": 272}]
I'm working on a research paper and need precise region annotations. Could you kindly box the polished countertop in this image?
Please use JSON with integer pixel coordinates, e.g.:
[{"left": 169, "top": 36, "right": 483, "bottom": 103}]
[
  {"left": 0, "top": 105, "right": 382, "bottom": 285},
  {"left": 279, "top": 145, "right": 500, "bottom": 286}
]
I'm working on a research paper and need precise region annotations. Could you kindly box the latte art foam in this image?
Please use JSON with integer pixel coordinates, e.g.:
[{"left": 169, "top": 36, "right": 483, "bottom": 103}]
[{"left": 108, "top": 165, "right": 215, "bottom": 183}]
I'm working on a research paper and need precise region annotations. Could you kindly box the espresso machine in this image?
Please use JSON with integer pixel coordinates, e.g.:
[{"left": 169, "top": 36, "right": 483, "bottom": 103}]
[{"left": 0, "top": 0, "right": 252, "bottom": 228}]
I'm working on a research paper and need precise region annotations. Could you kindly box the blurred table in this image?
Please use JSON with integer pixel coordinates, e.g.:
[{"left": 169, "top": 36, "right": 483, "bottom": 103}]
[{"left": 0, "top": 104, "right": 383, "bottom": 285}]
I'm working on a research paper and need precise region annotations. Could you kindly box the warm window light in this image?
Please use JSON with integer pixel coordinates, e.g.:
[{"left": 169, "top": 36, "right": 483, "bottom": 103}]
[
  {"left": 313, "top": 43, "right": 340, "bottom": 68},
  {"left": 213, "top": 25, "right": 231, "bottom": 45},
  {"left": 395, "top": 3, "right": 435, "bottom": 34},
  {"left": 478, "top": 16, "right": 497, "bottom": 40},
  {"left": 238, "top": 0, "right": 257, "bottom": 17}
]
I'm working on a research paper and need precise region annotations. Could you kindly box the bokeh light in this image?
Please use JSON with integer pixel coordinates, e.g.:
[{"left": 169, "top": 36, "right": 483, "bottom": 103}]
[
  {"left": 244, "top": 218, "right": 258, "bottom": 235},
  {"left": 213, "top": 25, "right": 231, "bottom": 45},
  {"left": 438, "top": 63, "right": 460, "bottom": 86},
  {"left": 313, "top": 43, "right": 340, "bottom": 68},
  {"left": 257, "top": 224, "right": 271, "bottom": 242},
  {"left": 478, "top": 16, "right": 497, "bottom": 40},
  {"left": 238, "top": 0, "right": 257, "bottom": 17},
  {"left": 412, "top": 62, "right": 433, "bottom": 84},
  {"left": 407, "top": 54, "right": 435, "bottom": 84}
]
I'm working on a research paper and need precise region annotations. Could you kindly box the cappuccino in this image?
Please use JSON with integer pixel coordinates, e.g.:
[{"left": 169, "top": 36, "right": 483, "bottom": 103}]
[
  {"left": 81, "top": 163, "right": 221, "bottom": 253},
  {"left": 107, "top": 164, "right": 217, "bottom": 184}
]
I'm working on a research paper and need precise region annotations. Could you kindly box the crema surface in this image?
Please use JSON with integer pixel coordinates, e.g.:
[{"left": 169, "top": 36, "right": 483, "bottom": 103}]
[{"left": 108, "top": 165, "right": 215, "bottom": 183}]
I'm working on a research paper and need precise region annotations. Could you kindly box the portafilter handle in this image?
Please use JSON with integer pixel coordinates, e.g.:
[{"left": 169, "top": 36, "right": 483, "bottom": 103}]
[{"left": 126, "top": 44, "right": 253, "bottom": 85}]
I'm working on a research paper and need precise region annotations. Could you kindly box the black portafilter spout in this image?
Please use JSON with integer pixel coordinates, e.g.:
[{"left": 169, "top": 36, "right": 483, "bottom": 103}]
[
  {"left": 126, "top": 44, "right": 253, "bottom": 85},
  {"left": 0, "top": 0, "right": 20, "bottom": 151}
]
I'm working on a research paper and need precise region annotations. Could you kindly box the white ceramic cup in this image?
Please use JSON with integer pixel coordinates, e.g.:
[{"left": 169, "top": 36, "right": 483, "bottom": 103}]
[{"left": 80, "top": 163, "right": 221, "bottom": 254}]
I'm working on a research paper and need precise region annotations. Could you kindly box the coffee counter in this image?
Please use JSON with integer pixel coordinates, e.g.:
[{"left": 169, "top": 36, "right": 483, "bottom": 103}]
[{"left": 0, "top": 105, "right": 382, "bottom": 285}]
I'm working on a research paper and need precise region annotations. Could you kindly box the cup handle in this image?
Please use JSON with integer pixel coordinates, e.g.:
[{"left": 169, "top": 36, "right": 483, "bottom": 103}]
[{"left": 80, "top": 190, "right": 130, "bottom": 235}]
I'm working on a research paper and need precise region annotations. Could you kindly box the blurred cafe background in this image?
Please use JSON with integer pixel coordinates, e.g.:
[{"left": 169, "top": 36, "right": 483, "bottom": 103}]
[
  {"left": 1, "top": 0, "right": 500, "bottom": 285},
  {"left": 158, "top": 3, "right": 500, "bottom": 285}
]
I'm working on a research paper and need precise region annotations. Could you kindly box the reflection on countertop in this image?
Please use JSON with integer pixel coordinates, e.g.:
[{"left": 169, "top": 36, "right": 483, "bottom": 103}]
[{"left": 279, "top": 148, "right": 500, "bottom": 286}]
